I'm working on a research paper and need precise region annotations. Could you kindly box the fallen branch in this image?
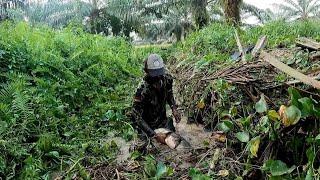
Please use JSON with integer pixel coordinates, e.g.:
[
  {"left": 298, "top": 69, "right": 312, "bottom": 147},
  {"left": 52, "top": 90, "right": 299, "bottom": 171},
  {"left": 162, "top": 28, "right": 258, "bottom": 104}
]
[
  {"left": 234, "top": 29, "right": 246, "bottom": 62},
  {"left": 260, "top": 51, "right": 320, "bottom": 89},
  {"left": 296, "top": 37, "right": 320, "bottom": 51},
  {"left": 252, "top": 36, "right": 267, "bottom": 58}
]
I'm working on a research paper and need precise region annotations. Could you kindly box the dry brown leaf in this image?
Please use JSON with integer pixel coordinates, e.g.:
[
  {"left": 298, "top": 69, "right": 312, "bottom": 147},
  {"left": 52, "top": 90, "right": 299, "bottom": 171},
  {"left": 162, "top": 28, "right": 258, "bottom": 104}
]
[
  {"left": 279, "top": 105, "right": 290, "bottom": 126},
  {"left": 211, "top": 131, "right": 227, "bottom": 143},
  {"left": 279, "top": 105, "right": 287, "bottom": 119}
]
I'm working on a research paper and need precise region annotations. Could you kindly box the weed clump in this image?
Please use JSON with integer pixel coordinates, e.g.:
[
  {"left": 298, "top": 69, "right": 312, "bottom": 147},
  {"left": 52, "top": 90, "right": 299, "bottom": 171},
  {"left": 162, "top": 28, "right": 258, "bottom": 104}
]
[{"left": 0, "top": 22, "right": 143, "bottom": 178}]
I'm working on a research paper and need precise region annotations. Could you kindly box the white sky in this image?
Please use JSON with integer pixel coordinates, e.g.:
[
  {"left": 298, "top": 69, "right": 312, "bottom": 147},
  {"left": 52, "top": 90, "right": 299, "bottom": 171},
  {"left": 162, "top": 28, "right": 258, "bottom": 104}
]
[
  {"left": 243, "top": 0, "right": 284, "bottom": 10},
  {"left": 243, "top": 0, "right": 287, "bottom": 24}
]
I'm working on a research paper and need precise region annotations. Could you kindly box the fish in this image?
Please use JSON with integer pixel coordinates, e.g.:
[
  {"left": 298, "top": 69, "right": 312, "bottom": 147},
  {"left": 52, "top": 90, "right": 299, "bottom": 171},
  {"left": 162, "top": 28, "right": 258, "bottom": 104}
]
[
  {"left": 165, "top": 133, "right": 181, "bottom": 149},
  {"left": 154, "top": 128, "right": 192, "bottom": 150},
  {"left": 154, "top": 128, "right": 172, "bottom": 144}
]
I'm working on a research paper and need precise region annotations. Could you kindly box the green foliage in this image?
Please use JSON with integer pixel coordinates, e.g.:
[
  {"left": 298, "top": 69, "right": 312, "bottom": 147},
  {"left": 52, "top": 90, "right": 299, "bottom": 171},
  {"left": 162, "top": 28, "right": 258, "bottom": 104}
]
[
  {"left": 267, "top": 110, "right": 280, "bottom": 121},
  {"left": 218, "top": 120, "right": 234, "bottom": 133},
  {"left": 236, "top": 131, "right": 250, "bottom": 143},
  {"left": 189, "top": 168, "right": 211, "bottom": 180},
  {"left": 0, "top": 22, "right": 141, "bottom": 178},
  {"left": 284, "top": 105, "right": 302, "bottom": 126},
  {"left": 143, "top": 155, "right": 173, "bottom": 179},
  {"left": 255, "top": 94, "right": 268, "bottom": 113},
  {"left": 262, "top": 160, "right": 296, "bottom": 177}
]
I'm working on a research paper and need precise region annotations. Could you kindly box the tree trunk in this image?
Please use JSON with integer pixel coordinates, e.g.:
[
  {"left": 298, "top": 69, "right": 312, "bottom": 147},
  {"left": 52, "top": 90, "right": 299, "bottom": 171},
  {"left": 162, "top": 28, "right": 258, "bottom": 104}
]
[
  {"left": 174, "top": 25, "right": 183, "bottom": 42},
  {"left": 192, "top": 0, "right": 209, "bottom": 29},
  {"left": 223, "top": 0, "right": 242, "bottom": 26}
]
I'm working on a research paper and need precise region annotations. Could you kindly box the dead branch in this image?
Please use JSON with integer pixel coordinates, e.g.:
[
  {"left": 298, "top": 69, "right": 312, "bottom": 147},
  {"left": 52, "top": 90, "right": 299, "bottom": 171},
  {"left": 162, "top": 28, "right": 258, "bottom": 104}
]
[{"left": 260, "top": 51, "right": 320, "bottom": 89}]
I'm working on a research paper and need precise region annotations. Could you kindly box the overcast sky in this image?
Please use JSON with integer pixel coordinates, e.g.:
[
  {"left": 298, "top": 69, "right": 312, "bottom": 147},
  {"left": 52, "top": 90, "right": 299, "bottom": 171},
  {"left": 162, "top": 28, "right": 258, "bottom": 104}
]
[
  {"left": 243, "top": 0, "right": 284, "bottom": 10},
  {"left": 242, "top": 0, "right": 287, "bottom": 24}
]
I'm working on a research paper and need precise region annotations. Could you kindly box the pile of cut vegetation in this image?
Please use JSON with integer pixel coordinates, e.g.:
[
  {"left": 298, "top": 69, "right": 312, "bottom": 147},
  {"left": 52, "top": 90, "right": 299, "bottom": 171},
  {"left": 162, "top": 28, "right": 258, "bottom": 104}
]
[{"left": 169, "top": 20, "right": 320, "bottom": 179}]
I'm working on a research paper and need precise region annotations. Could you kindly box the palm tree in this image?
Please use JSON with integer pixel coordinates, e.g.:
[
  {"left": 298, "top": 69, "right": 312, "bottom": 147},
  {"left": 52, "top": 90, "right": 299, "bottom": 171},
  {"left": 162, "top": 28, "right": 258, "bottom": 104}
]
[
  {"left": 0, "top": 0, "right": 27, "bottom": 21},
  {"left": 137, "top": 3, "right": 193, "bottom": 42},
  {"left": 223, "top": 0, "right": 242, "bottom": 25},
  {"left": 191, "top": 0, "right": 209, "bottom": 29},
  {"left": 208, "top": 0, "right": 267, "bottom": 25},
  {"left": 26, "top": 0, "right": 91, "bottom": 27},
  {"left": 256, "top": 8, "right": 288, "bottom": 23},
  {"left": 274, "top": 0, "right": 320, "bottom": 20}
]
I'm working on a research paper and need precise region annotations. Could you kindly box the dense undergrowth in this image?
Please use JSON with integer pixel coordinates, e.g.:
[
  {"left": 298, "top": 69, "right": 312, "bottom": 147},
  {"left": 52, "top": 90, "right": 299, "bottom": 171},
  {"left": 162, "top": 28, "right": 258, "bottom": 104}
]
[
  {"left": 0, "top": 22, "right": 159, "bottom": 179},
  {"left": 169, "top": 20, "right": 320, "bottom": 179},
  {"left": 1, "top": 19, "right": 320, "bottom": 179}
]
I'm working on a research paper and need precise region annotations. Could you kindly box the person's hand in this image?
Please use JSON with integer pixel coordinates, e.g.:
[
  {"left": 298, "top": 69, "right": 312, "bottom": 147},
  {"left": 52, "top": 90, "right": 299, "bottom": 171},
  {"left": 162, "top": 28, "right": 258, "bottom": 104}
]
[
  {"left": 153, "top": 133, "right": 166, "bottom": 144},
  {"left": 172, "top": 108, "right": 181, "bottom": 123}
]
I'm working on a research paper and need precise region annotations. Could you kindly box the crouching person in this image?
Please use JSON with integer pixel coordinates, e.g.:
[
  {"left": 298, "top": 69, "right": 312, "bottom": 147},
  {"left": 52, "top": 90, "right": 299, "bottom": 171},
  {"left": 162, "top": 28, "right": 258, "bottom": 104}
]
[{"left": 131, "top": 54, "right": 181, "bottom": 149}]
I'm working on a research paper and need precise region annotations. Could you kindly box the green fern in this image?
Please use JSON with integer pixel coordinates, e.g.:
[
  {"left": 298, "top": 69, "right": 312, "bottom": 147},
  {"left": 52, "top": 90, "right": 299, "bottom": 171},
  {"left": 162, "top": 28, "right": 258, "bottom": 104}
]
[
  {"left": 0, "top": 83, "right": 14, "bottom": 104},
  {"left": 12, "top": 91, "right": 34, "bottom": 123}
]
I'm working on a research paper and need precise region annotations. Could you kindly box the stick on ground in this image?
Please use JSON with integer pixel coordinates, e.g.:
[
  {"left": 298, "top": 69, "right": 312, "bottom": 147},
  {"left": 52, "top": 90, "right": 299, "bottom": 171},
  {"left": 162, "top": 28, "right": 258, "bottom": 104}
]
[
  {"left": 296, "top": 37, "right": 320, "bottom": 51},
  {"left": 252, "top": 36, "right": 267, "bottom": 58},
  {"left": 234, "top": 29, "right": 246, "bottom": 62},
  {"left": 260, "top": 51, "right": 320, "bottom": 89}
]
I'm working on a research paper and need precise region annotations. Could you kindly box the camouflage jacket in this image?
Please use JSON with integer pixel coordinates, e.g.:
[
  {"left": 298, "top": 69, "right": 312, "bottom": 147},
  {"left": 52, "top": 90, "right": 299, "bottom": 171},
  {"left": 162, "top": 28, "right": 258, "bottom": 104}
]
[{"left": 132, "top": 74, "right": 176, "bottom": 136}]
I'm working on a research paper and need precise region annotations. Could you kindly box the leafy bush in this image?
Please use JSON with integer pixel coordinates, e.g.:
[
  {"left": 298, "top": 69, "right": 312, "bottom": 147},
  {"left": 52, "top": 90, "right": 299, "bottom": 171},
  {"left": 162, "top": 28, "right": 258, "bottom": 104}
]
[{"left": 0, "top": 22, "right": 141, "bottom": 178}]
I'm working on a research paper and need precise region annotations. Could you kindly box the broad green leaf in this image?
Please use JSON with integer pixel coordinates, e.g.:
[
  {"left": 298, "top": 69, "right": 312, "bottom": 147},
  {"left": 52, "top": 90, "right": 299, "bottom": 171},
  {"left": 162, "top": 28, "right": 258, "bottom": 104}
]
[
  {"left": 267, "top": 110, "right": 280, "bottom": 121},
  {"left": 315, "top": 134, "right": 320, "bottom": 140},
  {"left": 298, "top": 97, "right": 314, "bottom": 117},
  {"left": 218, "top": 120, "right": 234, "bottom": 133},
  {"left": 282, "top": 105, "right": 301, "bottom": 127},
  {"left": 305, "top": 168, "right": 314, "bottom": 180},
  {"left": 288, "top": 87, "right": 302, "bottom": 108},
  {"left": 249, "top": 136, "right": 260, "bottom": 157},
  {"left": 263, "top": 160, "right": 296, "bottom": 176},
  {"left": 236, "top": 131, "right": 250, "bottom": 143},
  {"left": 255, "top": 94, "right": 268, "bottom": 113}
]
